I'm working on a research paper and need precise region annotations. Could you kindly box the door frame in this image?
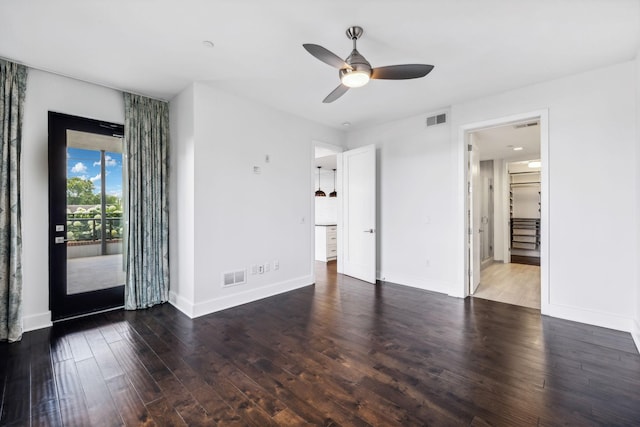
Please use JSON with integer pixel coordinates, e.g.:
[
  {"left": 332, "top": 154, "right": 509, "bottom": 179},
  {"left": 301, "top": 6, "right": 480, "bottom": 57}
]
[
  {"left": 311, "top": 141, "right": 343, "bottom": 280},
  {"left": 48, "top": 111, "right": 125, "bottom": 321},
  {"left": 457, "top": 109, "right": 549, "bottom": 314},
  {"left": 468, "top": 137, "right": 481, "bottom": 294}
]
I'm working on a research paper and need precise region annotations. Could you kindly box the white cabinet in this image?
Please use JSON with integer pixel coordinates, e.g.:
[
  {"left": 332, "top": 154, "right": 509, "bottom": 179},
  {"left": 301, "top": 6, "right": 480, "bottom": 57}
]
[{"left": 315, "top": 225, "right": 337, "bottom": 262}]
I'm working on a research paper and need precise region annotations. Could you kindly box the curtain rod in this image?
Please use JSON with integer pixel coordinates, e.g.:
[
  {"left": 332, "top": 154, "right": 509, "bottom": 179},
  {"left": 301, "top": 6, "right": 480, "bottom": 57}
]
[{"left": 0, "top": 55, "right": 170, "bottom": 103}]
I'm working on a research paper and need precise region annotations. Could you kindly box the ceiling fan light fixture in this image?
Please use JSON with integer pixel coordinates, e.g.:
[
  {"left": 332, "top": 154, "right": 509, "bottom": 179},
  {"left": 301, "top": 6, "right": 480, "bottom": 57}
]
[
  {"left": 340, "top": 69, "right": 370, "bottom": 88},
  {"left": 304, "top": 25, "right": 433, "bottom": 102}
]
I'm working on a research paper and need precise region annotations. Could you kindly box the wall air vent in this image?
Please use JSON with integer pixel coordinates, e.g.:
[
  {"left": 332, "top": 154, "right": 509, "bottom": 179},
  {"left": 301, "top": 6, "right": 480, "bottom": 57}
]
[
  {"left": 223, "top": 270, "right": 246, "bottom": 287},
  {"left": 426, "top": 113, "right": 447, "bottom": 127},
  {"left": 513, "top": 122, "right": 538, "bottom": 129}
]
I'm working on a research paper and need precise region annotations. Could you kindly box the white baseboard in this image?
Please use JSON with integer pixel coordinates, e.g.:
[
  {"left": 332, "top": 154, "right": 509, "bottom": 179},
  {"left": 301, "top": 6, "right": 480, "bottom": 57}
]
[
  {"left": 633, "top": 318, "right": 640, "bottom": 355},
  {"left": 169, "top": 291, "right": 196, "bottom": 318},
  {"left": 22, "top": 311, "right": 52, "bottom": 333},
  {"left": 542, "top": 302, "right": 633, "bottom": 333},
  {"left": 170, "top": 275, "right": 314, "bottom": 319},
  {"left": 378, "top": 270, "right": 453, "bottom": 296}
]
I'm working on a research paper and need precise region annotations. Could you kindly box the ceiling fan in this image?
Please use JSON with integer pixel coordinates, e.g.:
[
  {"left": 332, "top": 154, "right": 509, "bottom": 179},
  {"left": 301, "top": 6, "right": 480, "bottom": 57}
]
[{"left": 303, "top": 26, "right": 434, "bottom": 103}]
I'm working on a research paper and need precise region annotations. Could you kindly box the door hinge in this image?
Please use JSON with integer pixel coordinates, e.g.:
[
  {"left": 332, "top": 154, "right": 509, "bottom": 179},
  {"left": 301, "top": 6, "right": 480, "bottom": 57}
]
[{"left": 467, "top": 144, "right": 473, "bottom": 152}]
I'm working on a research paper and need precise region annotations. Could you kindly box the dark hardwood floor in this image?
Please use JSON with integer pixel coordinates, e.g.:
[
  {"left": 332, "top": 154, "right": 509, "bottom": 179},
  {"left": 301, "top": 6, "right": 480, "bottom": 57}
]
[{"left": 2, "top": 262, "right": 640, "bottom": 426}]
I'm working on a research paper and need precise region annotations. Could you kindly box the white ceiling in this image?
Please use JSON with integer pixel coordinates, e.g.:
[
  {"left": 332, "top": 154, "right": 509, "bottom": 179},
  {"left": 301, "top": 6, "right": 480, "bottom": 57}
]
[
  {"left": 1, "top": 0, "right": 638, "bottom": 130},
  {"left": 473, "top": 122, "right": 540, "bottom": 161},
  {"left": 315, "top": 154, "right": 337, "bottom": 170}
]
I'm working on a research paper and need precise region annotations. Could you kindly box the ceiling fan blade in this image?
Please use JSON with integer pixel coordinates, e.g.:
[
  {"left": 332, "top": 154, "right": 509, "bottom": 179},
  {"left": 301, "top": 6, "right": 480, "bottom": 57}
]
[
  {"left": 303, "top": 44, "right": 350, "bottom": 69},
  {"left": 371, "top": 64, "right": 434, "bottom": 80},
  {"left": 323, "top": 84, "right": 350, "bottom": 103}
]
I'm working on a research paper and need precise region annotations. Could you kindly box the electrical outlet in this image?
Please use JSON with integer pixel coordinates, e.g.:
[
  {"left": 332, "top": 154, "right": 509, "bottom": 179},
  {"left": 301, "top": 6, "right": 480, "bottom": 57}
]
[
  {"left": 273, "top": 260, "right": 279, "bottom": 270},
  {"left": 251, "top": 265, "right": 257, "bottom": 275},
  {"left": 258, "top": 265, "right": 264, "bottom": 274},
  {"left": 264, "top": 262, "right": 270, "bottom": 273}
]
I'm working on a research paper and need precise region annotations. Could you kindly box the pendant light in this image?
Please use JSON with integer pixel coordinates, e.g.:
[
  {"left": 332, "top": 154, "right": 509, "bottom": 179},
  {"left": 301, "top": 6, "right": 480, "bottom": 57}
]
[
  {"left": 315, "top": 166, "right": 326, "bottom": 197},
  {"left": 329, "top": 168, "right": 337, "bottom": 197}
]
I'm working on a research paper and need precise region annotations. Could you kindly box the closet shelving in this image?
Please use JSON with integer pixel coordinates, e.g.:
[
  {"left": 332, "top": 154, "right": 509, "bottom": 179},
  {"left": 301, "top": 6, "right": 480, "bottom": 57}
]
[{"left": 509, "top": 171, "right": 541, "bottom": 261}]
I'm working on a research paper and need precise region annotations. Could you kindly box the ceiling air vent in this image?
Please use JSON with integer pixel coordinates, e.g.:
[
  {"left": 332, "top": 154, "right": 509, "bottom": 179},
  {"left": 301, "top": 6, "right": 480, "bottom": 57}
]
[
  {"left": 513, "top": 121, "right": 538, "bottom": 129},
  {"left": 426, "top": 113, "right": 447, "bottom": 127}
]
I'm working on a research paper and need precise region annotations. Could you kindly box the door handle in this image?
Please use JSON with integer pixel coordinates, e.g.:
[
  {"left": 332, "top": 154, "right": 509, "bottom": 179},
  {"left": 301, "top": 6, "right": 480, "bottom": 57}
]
[
  {"left": 363, "top": 229, "right": 375, "bottom": 234},
  {"left": 54, "top": 236, "right": 68, "bottom": 244}
]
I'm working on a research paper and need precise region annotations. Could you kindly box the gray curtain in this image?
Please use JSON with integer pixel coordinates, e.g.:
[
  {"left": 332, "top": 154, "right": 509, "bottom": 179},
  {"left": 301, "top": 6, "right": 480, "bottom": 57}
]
[
  {"left": 123, "top": 93, "right": 169, "bottom": 310},
  {"left": 0, "top": 60, "right": 27, "bottom": 342}
]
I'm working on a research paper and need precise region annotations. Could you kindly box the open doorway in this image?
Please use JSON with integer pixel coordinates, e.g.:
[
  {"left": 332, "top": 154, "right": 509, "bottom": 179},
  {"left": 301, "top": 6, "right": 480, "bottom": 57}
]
[
  {"left": 467, "top": 118, "right": 542, "bottom": 310},
  {"left": 313, "top": 144, "right": 341, "bottom": 279},
  {"left": 312, "top": 142, "right": 378, "bottom": 285}
]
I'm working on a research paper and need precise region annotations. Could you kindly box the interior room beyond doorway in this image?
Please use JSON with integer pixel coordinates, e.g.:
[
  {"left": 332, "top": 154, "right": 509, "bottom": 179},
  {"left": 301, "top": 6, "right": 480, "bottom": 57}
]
[
  {"left": 469, "top": 119, "right": 541, "bottom": 310},
  {"left": 314, "top": 144, "right": 340, "bottom": 266}
]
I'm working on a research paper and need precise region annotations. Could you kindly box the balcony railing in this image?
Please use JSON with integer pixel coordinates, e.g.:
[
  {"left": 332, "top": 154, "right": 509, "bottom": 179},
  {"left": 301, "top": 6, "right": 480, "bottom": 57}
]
[{"left": 66, "top": 217, "right": 123, "bottom": 243}]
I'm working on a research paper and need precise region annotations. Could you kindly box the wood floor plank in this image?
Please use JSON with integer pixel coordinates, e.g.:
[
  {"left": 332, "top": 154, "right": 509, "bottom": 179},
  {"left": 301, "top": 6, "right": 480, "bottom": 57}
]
[
  {"left": 107, "top": 339, "right": 163, "bottom": 405},
  {"left": 105, "top": 374, "right": 154, "bottom": 427},
  {"left": 66, "top": 331, "right": 94, "bottom": 363},
  {"left": 145, "top": 397, "right": 187, "bottom": 427},
  {"left": 30, "top": 329, "right": 61, "bottom": 427},
  {"left": 2, "top": 335, "right": 32, "bottom": 426},
  {"left": 53, "top": 359, "right": 92, "bottom": 427},
  {"left": 84, "top": 328, "right": 124, "bottom": 381},
  {"left": 31, "top": 399, "right": 64, "bottom": 427},
  {"left": 75, "top": 357, "right": 123, "bottom": 427}
]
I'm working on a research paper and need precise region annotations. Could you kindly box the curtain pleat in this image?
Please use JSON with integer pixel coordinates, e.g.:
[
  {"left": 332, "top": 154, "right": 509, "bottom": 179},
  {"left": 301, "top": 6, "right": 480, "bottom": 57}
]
[
  {"left": 123, "top": 93, "right": 169, "bottom": 310},
  {"left": 0, "top": 60, "right": 27, "bottom": 342}
]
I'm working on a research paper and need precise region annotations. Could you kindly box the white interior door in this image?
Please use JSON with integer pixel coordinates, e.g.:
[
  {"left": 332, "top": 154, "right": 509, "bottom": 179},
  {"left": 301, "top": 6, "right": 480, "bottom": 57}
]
[
  {"left": 469, "top": 141, "right": 481, "bottom": 293},
  {"left": 341, "top": 144, "right": 376, "bottom": 284}
]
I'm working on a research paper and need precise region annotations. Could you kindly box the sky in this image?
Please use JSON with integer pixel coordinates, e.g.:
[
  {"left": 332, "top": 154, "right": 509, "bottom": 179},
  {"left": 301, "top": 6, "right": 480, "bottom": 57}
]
[{"left": 67, "top": 147, "right": 123, "bottom": 199}]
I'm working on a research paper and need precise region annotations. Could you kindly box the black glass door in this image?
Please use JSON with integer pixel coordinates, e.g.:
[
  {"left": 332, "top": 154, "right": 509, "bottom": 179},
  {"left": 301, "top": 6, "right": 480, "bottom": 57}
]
[{"left": 48, "top": 112, "right": 125, "bottom": 320}]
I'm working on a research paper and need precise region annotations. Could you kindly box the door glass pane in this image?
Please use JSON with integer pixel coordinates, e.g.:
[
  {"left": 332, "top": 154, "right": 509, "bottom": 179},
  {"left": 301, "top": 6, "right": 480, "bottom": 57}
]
[{"left": 66, "top": 132, "right": 124, "bottom": 295}]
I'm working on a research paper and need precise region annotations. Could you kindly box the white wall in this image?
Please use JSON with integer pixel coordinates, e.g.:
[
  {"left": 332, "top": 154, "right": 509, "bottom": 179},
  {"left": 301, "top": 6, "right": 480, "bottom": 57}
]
[
  {"left": 492, "top": 159, "right": 508, "bottom": 262},
  {"left": 169, "top": 83, "right": 344, "bottom": 317},
  {"left": 346, "top": 111, "right": 457, "bottom": 293},
  {"left": 346, "top": 61, "right": 636, "bottom": 333},
  {"left": 18, "top": 62, "right": 640, "bottom": 341},
  {"left": 634, "top": 52, "right": 640, "bottom": 352},
  {"left": 22, "top": 69, "right": 124, "bottom": 331},
  {"left": 452, "top": 61, "right": 636, "bottom": 332},
  {"left": 168, "top": 84, "right": 196, "bottom": 311}
]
